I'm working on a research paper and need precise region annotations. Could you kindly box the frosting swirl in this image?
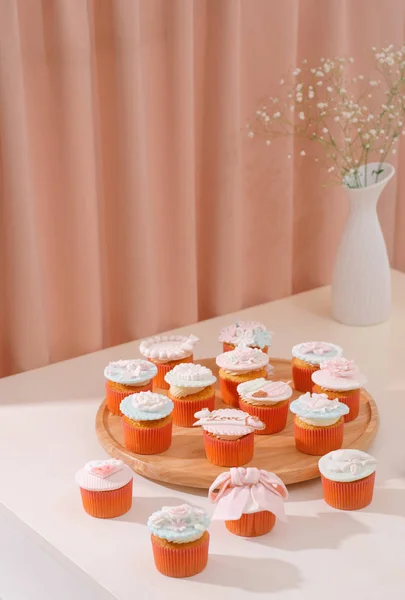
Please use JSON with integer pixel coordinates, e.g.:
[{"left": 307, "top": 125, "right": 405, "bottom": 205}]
[
  {"left": 139, "top": 334, "right": 199, "bottom": 363},
  {"left": 104, "top": 359, "right": 157, "bottom": 385},
  {"left": 147, "top": 504, "right": 210, "bottom": 543},
  {"left": 219, "top": 321, "right": 272, "bottom": 350},
  {"left": 237, "top": 378, "right": 293, "bottom": 405},
  {"left": 193, "top": 408, "right": 265, "bottom": 436},
  {"left": 318, "top": 449, "right": 377, "bottom": 483},
  {"left": 120, "top": 391, "right": 174, "bottom": 421},
  {"left": 75, "top": 459, "right": 133, "bottom": 492},
  {"left": 290, "top": 392, "right": 349, "bottom": 426},
  {"left": 312, "top": 357, "right": 366, "bottom": 391},
  {"left": 292, "top": 341, "right": 343, "bottom": 365},
  {"left": 216, "top": 346, "right": 269, "bottom": 374}
]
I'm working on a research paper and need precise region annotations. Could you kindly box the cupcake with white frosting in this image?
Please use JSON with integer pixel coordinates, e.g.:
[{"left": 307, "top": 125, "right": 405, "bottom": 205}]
[
  {"left": 164, "top": 363, "right": 217, "bottom": 427},
  {"left": 312, "top": 357, "right": 366, "bottom": 423},
  {"left": 290, "top": 392, "right": 349, "bottom": 455},
  {"left": 147, "top": 504, "right": 210, "bottom": 577},
  {"left": 139, "top": 334, "right": 199, "bottom": 390},
  {"left": 120, "top": 391, "right": 174, "bottom": 455},
  {"left": 216, "top": 346, "right": 269, "bottom": 407},
  {"left": 104, "top": 359, "right": 158, "bottom": 416},
  {"left": 237, "top": 379, "right": 293, "bottom": 435},
  {"left": 193, "top": 408, "right": 265, "bottom": 466},
  {"left": 219, "top": 321, "right": 272, "bottom": 353},
  {"left": 292, "top": 341, "right": 343, "bottom": 393},
  {"left": 319, "top": 449, "right": 377, "bottom": 510},
  {"left": 75, "top": 459, "right": 133, "bottom": 518}
]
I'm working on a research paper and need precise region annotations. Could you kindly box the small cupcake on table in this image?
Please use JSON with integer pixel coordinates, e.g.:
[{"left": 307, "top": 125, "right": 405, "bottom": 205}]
[
  {"left": 139, "top": 334, "right": 199, "bottom": 390},
  {"left": 290, "top": 392, "right": 349, "bottom": 455},
  {"left": 292, "top": 341, "right": 343, "bottom": 393},
  {"left": 237, "top": 378, "right": 293, "bottom": 435},
  {"left": 216, "top": 345, "right": 269, "bottom": 407},
  {"left": 319, "top": 449, "right": 377, "bottom": 510},
  {"left": 164, "top": 363, "right": 217, "bottom": 427},
  {"left": 104, "top": 359, "right": 157, "bottom": 416},
  {"left": 193, "top": 408, "right": 265, "bottom": 466},
  {"left": 209, "top": 467, "right": 288, "bottom": 537},
  {"left": 219, "top": 321, "right": 272, "bottom": 353},
  {"left": 312, "top": 357, "right": 366, "bottom": 423}
]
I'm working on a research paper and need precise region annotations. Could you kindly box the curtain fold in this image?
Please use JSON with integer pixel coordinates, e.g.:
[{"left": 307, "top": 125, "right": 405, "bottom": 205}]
[{"left": 0, "top": 0, "right": 404, "bottom": 377}]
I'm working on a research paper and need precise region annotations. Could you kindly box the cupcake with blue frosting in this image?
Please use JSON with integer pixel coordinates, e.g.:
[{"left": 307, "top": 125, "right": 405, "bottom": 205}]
[
  {"left": 147, "top": 504, "right": 210, "bottom": 577},
  {"left": 292, "top": 341, "right": 343, "bottom": 393},
  {"left": 120, "top": 391, "right": 174, "bottom": 455},
  {"left": 104, "top": 359, "right": 158, "bottom": 416},
  {"left": 290, "top": 392, "right": 349, "bottom": 455}
]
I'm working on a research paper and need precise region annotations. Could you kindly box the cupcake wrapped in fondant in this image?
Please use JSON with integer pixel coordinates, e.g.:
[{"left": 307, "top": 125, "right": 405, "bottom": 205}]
[
  {"left": 165, "top": 363, "right": 217, "bottom": 427},
  {"left": 319, "top": 449, "right": 377, "bottom": 510},
  {"left": 209, "top": 467, "right": 288, "bottom": 537},
  {"left": 237, "top": 379, "right": 293, "bottom": 435},
  {"left": 312, "top": 357, "right": 366, "bottom": 423},
  {"left": 193, "top": 408, "right": 265, "bottom": 466},
  {"left": 292, "top": 342, "right": 343, "bottom": 393},
  {"left": 290, "top": 392, "right": 349, "bottom": 455},
  {"left": 104, "top": 359, "right": 157, "bottom": 416},
  {"left": 139, "top": 334, "right": 199, "bottom": 389},
  {"left": 147, "top": 504, "right": 210, "bottom": 578},
  {"left": 75, "top": 459, "right": 133, "bottom": 518},
  {"left": 216, "top": 346, "right": 269, "bottom": 407},
  {"left": 120, "top": 391, "right": 174, "bottom": 454},
  {"left": 219, "top": 321, "right": 273, "bottom": 353}
]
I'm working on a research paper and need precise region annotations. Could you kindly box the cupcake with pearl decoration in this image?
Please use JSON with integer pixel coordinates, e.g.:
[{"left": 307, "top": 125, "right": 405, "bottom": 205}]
[
  {"left": 104, "top": 359, "right": 158, "bottom": 416},
  {"left": 237, "top": 379, "right": 293, "bottom": 435},
  {"left": 292, "top": 341, "right": 343, "bottom": 392},
  {"left": 216, "top": 346, "right": 269, "bottom": 407},
  {"left": 219, "top": 321, "right": 273, "bottom": 353},
  {"left": 139, "top": 334, "right": 198, "bottom": 390}
]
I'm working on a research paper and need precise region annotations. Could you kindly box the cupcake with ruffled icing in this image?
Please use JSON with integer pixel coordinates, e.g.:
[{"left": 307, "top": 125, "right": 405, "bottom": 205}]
[
  {"left": 164, "top": 363, "right": 217, "bottom": 427},
  {"left": 104, "top": 359, "right": 158, "bottom": 416},
  {"left": 75, "top": 459, "right": 133, "bottom": 518},
  {"left": 139, "top": 334, "right": 199, "bottom": 390},
  {"left": 219, "top": 321, "right": 272, "bottom": 353},
  {"left": 216, "top": 346, "right": 269, "bottom": 408},
  {"left": 237, "top": 378, "right": 293, "bottom": 435},
  {"left": 147, "top": 504, "right": 210, "bottom": 577},
  {"left": 193, "top": 408, "right": 265, "bottom": 467},
  {"left": 290, "top": 392, "right": 349, "bottom": 456},
  {"left": 120, "top": 391, "right": 174, "bottom": 455},
  {"left": 292, "top": 341, "right": 343, "bottom": 393},
  {"left": 312, "top": 357, "right": 366, "bottom": 423},
  {"left": 319, "top": 449, "right": 377, "bottom": 510},
  {"left": 209, "top": 467, "right": 288, "bottom": 537}
]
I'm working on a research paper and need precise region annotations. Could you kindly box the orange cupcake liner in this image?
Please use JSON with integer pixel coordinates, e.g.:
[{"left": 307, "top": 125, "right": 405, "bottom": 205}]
[
  {"left": 223, "top": 342, "right": 268, "bottom": 354},
  {"left": 151, "top": 533, "right": 209, "bottom": 578},
  {"left": 292, "top": 362, "right": 319, "bottom": 393},
  {"left": 122, "top": 418, "right": 172, "bottom": 454},
  {"left": 312, "top": 384, "right": 360, "bottom": 423},
  {"left": 225, "top": 510, "right": 276, "bottom": 537},
  {"left": 220, "top": 372, "right": 265, "bottom": 407},
  {"left": 294, "top": 417, "right": 344, "bottom": 455},
  {"left": 106, "top": 380, "right": 152, "bottom": 416},
  {"left": 80, "top": 479, "right": 133, "bottom": 518},
  {"left": 239, "top": 398, "right": 289, "bottom": 435},
  {"left": 151, "top": 355, "right": 193, "bottom": 390},
  {"left": 321, "top": 472, "right": 375, "bottom": 510},
  {"left": 169, "top": 393, "right": 215, "bottom": 427},
  {"left": 203, "top": 430, "right": 254, "bottom": 466}
]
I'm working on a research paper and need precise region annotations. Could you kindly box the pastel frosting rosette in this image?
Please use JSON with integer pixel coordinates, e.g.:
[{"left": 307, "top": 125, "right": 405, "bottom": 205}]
[
  {"left": 104, "top": 359, "right": 158, "bottom": 416},
  {"left": 291, "top": 341, "right": 343, "bottom": 393},
  {"left": 139, "top": 334, "right": 199, "bottom": 389},
  {"left": 219, "top": 321, "right": 273, "bottom": 352},
  {"left": 209, "top": 467, "right": 288, "bottom": 537},
  {"left": 237, "top": 379, "right": 293, "bottom": 435}
]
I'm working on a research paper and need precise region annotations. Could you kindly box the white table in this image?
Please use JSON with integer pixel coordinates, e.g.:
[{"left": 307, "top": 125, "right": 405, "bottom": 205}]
[{"left": 1, "top": 271, "right": 405, "bottom": 600}]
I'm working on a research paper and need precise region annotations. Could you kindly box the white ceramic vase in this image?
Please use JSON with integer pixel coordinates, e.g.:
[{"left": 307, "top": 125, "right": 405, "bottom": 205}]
[{"left": 332, "top": 162, "right": 395, "bottom": 326}]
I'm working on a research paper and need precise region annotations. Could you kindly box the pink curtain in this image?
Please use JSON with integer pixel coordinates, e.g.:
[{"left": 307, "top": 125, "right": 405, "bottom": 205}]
[{"left": 0, "top": 0, "right": 404, "bottom": 377}]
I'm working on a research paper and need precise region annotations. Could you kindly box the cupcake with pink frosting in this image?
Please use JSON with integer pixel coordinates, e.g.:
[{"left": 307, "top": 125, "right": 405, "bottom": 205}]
[
  {"left": 237, "top": 379, "right": 293, "bottom": 435},
  {"left": 216, "top": 346, "right": 269, "bottom": 408},
  {"left": 292, "top": 341, "right": 343, "bottom": 393},
  {"left": 312, "top": 357, "right": 366, "bottom": 423},
  {"left": 219, "top": 321, "right": 272, "bottom": 353}
]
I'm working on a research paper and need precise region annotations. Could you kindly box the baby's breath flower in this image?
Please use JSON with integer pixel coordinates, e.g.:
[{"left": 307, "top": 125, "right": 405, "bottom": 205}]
[
  {"left": 273, "top": 112, "right": 281, "bottom": 119},
  {"left": 300, "top": 150, "right": 306, "bottom": 156},
  {"left": 265, "top": 140, "right": 271, "bottom": 146},
  {"left": 299, "top": 111, "right": 305, "bottom": 120},
  {"left": 248, "top": 131, "right": 254, "bottom": 138}
]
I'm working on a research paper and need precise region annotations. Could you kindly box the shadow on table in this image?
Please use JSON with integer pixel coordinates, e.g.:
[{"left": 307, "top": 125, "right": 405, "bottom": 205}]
[
  {"left": 116, "top": 496, "right": 206, "bottom": 524},
  {"left": 363, "top": 487, "right": 405, "bottom": 518}
]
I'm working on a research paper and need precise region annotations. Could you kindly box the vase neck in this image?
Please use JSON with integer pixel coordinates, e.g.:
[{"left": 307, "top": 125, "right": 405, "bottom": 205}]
[{"left": 345, "top": 185, "right": 383, "bottom": 211}]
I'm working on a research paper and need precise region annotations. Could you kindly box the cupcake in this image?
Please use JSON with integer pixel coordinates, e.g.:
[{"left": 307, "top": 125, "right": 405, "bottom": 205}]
[
  {"left": 292, "top": 341, "right": 343, "bottom": 393},
  {"left": 139, "top": 334, "right": 198, "bottom": 390},
  {"left": 120, "top": 391, "right": 174, "bottom": 454},
  {"left": 216, "top": 346, "right": 269, "bottom": 407},
  {"left": 290, "top": 392, "right": 349, "bottom": 455},
  {"left": 209, "top": 467, "right": 288, "bottom": 537},
  {"left": 193, "top": 408, "right": 265, "bottom": 466},
  {"left": 164, "top": 363, "right": 217, "bottom": 427},
  {"left": 237, "top": 379, "right": 293, "bottom": 435},
  {"left": 319, "top": 449, "right": 377, "bottom": 510},
  {"left": 147, "top": 504, "right": 210, "bottom": 578},
  {"left": 104, "top": 359, "right": 157, "bottom": 416},
  {"left": 75, "top": 459, "right": 133, "bottom": 518},
  {"left": 312, "top": 357, "right": 366, "bottom": 423},
  {"left": 219, "top": 321, "right": 272, "bottom": 353}
]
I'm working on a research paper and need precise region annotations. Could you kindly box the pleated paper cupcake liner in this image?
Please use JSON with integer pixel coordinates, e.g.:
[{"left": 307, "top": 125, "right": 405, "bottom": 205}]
[
  {"left": 151, "top": 533, "right": 209, "bottom": 578},
  {"left": 321, "top": 472, "right": 375, "bottom": 510},
  {"left": 294, "top": 417, "right": 344, "bottom": 455},
  {"left": 106, "top": 380, "right": 152, "bottom": 416},
  {"left": 225, "top": 510, "right": 276, "bottom": 537},
  {"left": 292, "top": 362, "right": 319, "bottom": 393},
  {"left": 80, "top": 480, "right": 133, "bottom": 518},
  {"left": 219, "top": 372, "right": 265, "bottom": 407},
  {"left": 222, "top": 342, "right": 268, "bottom": 354},
  {"left": 151, "top": 355, "right": 194, "bottom": 390},
  {"left": 312, "top": 384, "right": 360, "bottom": 423},
  {"left": 169, "top": 393, "right": 215, "bottom": 427},
  {"left": 122, "top": 417, "right": 172, "bottom": 454},
  {"left": 239, "top": 398, "right": 289, "bottom": 435},
  {"left": 203, "top": 430, "right": 254, "bottom": 466}
]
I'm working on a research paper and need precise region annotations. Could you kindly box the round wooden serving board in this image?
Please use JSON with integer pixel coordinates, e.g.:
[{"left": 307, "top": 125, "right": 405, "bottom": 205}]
[{"left": 96, "top": 357, "right": 379, "bottom": 489}]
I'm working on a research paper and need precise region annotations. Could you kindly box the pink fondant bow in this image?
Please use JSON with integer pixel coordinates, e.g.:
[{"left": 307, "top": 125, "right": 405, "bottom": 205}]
[{"left": 209, "top": 467, "right": 288, "bottom": 522}]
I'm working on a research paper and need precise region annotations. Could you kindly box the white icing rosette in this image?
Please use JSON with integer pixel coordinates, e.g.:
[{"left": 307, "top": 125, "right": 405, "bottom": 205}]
[
  {"left": 193, "top": 408, "right": 265, "bottom": 437},
  {"left": 237, "top": 379, "right": 293, "bottom": 405},
  {"left": 216, "top": 346, "right": 269, "bottom": 374},
  {"left": 290, "top": 392, "right": 349, "bottom": 427},
  {"left": 312, "top": 357, "right": 366, "bottom": 391},
  {"left": 164, "top": 363, "right": 217, "bottom": 398},
  {"left": 292, "top": 341, "right": 343, "bottom": 365},
  {"left": 139, "top": 334, "right": 199, "bottom": 363},
  {"left": 75, "top": 459, "right": 133, "bottom": 492},
  {"left": 104, "top": 359, "right": 157, "bottom": 385},
  {"left": 318, "top": 449, "right": 377, "bottom": 483}
]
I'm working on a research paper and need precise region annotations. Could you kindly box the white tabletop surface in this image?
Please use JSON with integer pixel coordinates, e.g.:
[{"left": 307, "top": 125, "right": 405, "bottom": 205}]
[{"left": 1, "top": 271, "right": 405, "bottom": 600}]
